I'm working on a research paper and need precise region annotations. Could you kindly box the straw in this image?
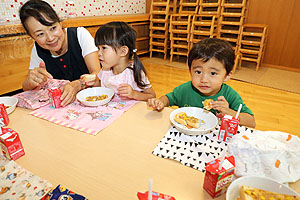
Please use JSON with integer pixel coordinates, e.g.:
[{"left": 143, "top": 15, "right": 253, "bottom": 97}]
[
  {"left": 235, "top": 104, "right": 243, "bottom": 119},
  {"left": 148, "top": 179, "right": 153, "bottom": 200},
  {"left": 218, "top": 148, "right": 227, "bottom": 171}
]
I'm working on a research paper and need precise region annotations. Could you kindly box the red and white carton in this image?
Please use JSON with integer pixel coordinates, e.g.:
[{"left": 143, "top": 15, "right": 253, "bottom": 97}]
[
  {"left": 218, "top": 115, "right": 240, "bottom": 142},
  {"left": 0, "top": 103, "right": 9, "bottom": 127},
  {"left": 0, "top": 127, "right": 25, "bottom": 160},
  {"left": 48, "top": 88, "right": 62, "bottom": 108},
  {"left": 203, "top": 155, "right": 235, "bottom": 198}
]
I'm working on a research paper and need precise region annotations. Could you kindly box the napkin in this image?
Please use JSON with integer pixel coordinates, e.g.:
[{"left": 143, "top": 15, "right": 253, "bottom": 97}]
[
  {"left": 14, "top": 79, "right": 69, "bottom": 109},
  {"left": 0, "top": 156, "right": 53, "bottom": 199},
  {"left": 228, "top": 130, "right": 300, "bottom": 183},
  {"left": 153, "top": 125, "right": 253, "bottom": 172}
]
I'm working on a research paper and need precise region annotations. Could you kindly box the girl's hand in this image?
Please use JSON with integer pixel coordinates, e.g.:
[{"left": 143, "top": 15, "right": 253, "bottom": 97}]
[
  {"left": 147, "top": 98, "right": 165, "bottom": 111},
  {"left": 118, "top": 83, "right": 135, "bottom": 99},
  {"left": 212, "top": 96, "right": 230, "bottom": 115},
  {"left": 60, "top": 81, "right": 79, "bottom": 106},
  {"left": 80, "top": 74, "right": 97, "bottom": 87}
]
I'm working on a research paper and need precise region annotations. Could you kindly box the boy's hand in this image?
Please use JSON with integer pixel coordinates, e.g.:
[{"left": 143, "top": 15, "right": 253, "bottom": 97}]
[
  {"left": 147, "top": 98, "right": 165, "bottom": 111},
  {"left": 212, "top": 96, "right": 230, "bottom": 115},
  {"left": 118, "top": 83, "right": 135, "bottom": 99}
]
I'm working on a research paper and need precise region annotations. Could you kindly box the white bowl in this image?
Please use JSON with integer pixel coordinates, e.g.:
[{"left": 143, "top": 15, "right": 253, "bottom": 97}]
[
  {"left": 76, "top": 87, "right": 114, "bottom": 107},
  {"left": 0, "top": 96, "right": 18, "bottom": 114},
  {"left": 226, "top": 176, "right": 300, "bottom": 200},
  {"left": 169, "top": 107, "right": 218, "bottom": 135}
]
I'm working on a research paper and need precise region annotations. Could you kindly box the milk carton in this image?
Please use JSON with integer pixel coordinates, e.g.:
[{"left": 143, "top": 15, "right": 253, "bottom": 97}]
[
  {"left": 48, "top": 88, "right": 62, "bottom": 108},
  {"left": 203, "top": 155, "right": 235, "bottom": 198},
  {"left": 218, "top": 115, "right": 240, "bottom": 142},
  {"left": 0, "top": 127, "right": 25, "bottom": 160},
  {"left": 0, "top": 104, "right": 9, "bottom": 127}
]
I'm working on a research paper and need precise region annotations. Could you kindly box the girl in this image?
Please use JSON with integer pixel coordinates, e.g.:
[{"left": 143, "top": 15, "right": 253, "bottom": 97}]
[
  {"left": 83, "top": 21, "right": 156, "bottom": 101},
  {"left": 19, "top": 0, "right": 100, "bottom": 106}
]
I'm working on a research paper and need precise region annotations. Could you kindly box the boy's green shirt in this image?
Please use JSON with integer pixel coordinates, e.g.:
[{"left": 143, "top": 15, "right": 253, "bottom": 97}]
[{"left": 166, "top": 81, "right": 253, "bottom": 115}]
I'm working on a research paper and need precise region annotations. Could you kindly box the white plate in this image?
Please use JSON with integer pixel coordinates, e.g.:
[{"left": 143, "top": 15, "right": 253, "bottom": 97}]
[
  {"left": 226, "top": 176, "right": 300, "bottom": 200},
  {"left": 169, "top": 107, "right": 218, "bottom": 135},
  {"left": 76, "top": 87, "right": 114, "bottom": 107},
  {"left": 0, "top": 96, "right": 18, "bottom": 115}
]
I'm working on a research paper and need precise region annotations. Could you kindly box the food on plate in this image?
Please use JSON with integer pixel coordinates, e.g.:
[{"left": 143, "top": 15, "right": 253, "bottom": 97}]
[
  {"left": 83, "top": 74, "right": 96, "bottom": 82},
  {"left": 202, "top": 99, "right": 213, "bottom": 110},
  {"left": 85, "top": 94, "right": 108, "bottom": 101},
  {"left": 239, "top": 185, "right": 300, "bottom": 200},
  {"left": 174, "top": 112, "right": 187, "bottom": 126},
  {"left": 186, "top": 116, "right": 200, "bottom": 128},
  {"left": 174, "top": 112, "right": 203, "bottom": 129}
]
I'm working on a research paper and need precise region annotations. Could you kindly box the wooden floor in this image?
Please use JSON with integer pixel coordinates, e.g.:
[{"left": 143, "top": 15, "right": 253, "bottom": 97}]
[{"left": 143, "top": 58, "right": 300, "bottom": 137}]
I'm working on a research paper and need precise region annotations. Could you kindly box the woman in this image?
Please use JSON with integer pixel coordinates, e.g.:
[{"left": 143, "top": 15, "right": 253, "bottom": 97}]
[{"left": 19, "top": 0, "right": 100, "bottom": 106}]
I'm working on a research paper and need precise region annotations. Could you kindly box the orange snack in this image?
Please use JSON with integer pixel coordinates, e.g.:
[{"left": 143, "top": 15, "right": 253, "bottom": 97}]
[
  {"left": 286, "top": 134, "right": 292, "bottom": 141},
  {"left": 275, "top": 160, "right": 281, "bottom": 168}
]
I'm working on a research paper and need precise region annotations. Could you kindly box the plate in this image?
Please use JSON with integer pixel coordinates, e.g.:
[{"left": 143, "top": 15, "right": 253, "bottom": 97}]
[
  {"left": 76, "top": 87, "right": 114, "bottom": 107},
  {"left": 226, "top": 176, "right": 300, "bottom": 200},
  {"left": 0, "top": 96, "right": 18, "bottom": 114},
  {"left": 169, "top": 107, "right": 218, "bottom": 135}
]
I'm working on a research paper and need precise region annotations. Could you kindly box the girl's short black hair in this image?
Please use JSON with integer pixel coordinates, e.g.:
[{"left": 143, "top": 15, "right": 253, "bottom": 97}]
[
  {"left": 188, "top": 38, "right": 235, "bottom": 75},
  {"left": 95, "top": 21, "right": 149, "bottom": 89},
  {"left": 19, "top": 0, "right": 61, "bottom": 34}
]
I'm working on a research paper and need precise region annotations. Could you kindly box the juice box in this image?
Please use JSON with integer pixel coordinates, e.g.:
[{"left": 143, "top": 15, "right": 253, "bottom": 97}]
[
  {"left": 0, "top": 127, "right": 25, "bottom": 160},
  {"left": 0, "top": 103, "right": 9, "bottom": 127},
  {"left": 137, "top": 191, "right": 176, "bottom": 200},
  {"left": 203, "top": 155, "right": 235, "bottom": 198},
  {"left": 218, "top": 115, "right": 240, "bottom": 142},
  {"left": 48, "top": 88, "right": 62, "bottom": 108}
]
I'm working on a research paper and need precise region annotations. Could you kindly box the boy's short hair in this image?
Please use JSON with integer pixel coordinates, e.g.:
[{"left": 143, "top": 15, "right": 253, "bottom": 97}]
[{"left": 188, "top": 38, "right": 235, "bottom": 75}]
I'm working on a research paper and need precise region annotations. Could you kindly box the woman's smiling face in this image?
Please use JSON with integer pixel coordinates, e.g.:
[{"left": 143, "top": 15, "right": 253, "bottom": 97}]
[
  {"left": 190, "top": 57, "right": 231, "bottom": 96},
  {"left": 25, "top": 16, "right": 65, "bottom": 54}
]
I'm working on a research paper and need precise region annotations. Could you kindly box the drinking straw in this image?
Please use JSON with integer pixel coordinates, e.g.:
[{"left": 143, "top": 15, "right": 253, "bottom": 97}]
[
  {"left": 148, "top": 179, "right": 153, "bottom": 200},
  {"left": 218, "top": 148, "right": 227, "bottom": 171},
  {"left": 235, "top": 104, "right": 243, "bottom": 119}
]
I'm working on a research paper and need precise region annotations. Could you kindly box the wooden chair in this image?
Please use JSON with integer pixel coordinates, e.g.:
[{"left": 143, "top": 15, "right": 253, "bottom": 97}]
[
  {"left": 190, "top": 15, "right": 217, "bottom": 48},
  {"left": 150, "top": 0, "right": 178, "bottom": 59},
  {"left": 178, "top": 0, "right": 200, "bottom": 14},
  {"left": 237, "top": 24, "right": 268, "bottom": 71},
  {"left": 169, "top": 14, "right": 192, "bottom": 62},
  {"left": 198, "top": 0, "right": 221, "bottom": 16}
]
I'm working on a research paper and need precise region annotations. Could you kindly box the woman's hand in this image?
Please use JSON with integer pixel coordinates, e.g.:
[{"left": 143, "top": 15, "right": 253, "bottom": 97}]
[
  {"left": 23, "top": 61, "right": 53, "bottom": 91},
  {"left": 60, "top": 80, "right": 81, "bottom": 106}
]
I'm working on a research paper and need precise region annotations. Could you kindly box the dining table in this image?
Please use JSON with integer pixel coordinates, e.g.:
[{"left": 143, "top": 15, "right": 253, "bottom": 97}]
[{"left": 6, "top": 101, "right": 300, "bottom": 200}]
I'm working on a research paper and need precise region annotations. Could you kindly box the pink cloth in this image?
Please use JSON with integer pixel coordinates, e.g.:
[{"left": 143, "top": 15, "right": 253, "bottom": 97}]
[
  {"left": 14, "top": 79, "right": 69, "bottom": 110},
  {"left": 30, "top": 98, "right": 138, "bottom": 135},
  {"left": 98, "top": 67, "right": 151, "bottom": 98}
]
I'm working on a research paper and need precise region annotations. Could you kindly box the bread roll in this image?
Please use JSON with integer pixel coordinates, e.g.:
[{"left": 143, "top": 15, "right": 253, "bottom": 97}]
[
  {"left": 174, "top": 112, "right": 187, "bottom": 126},
  {"left": 84, "top": 74, "right": 96, "bottom": 82}
]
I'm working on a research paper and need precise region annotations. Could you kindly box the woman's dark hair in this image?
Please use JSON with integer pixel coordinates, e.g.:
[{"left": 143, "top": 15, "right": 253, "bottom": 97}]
[
  {"left": 188, "top": 38, "right": 235, "bottom": 75},
  {"left": 95, "top": 21, "right": 148, "bottom": 89},
  {"left": 19, "top": 0, "right": 61, "bottom": 35}
]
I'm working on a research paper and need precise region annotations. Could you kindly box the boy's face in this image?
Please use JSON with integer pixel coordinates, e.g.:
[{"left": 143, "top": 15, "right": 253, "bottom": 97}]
[{"left": 190, "top": 58, "right": 231, "bottom": 96}]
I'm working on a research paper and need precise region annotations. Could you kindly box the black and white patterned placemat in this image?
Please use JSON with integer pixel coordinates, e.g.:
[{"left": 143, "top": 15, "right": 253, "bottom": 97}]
[{"left": 152, "top": 125, "right": 253, "bottom": 172}]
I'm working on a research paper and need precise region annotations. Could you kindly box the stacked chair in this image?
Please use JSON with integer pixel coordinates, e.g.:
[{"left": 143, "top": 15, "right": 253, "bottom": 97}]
[
  {"left": 190, "top": 15, "right": 218, "bottom": 48},
  {"left": 217, "top": 0, "right": 249, "bottom": 53},
  {"left": 178, "top": 0, "right": 199, "bottom": 14},
  {"left": 169, "top": 14, "right": 192, "bottom": 62},
  {"left": 234, "top": 24, "right": 268, "bottom": 72},
  {"left": 198, "top": 0, "right": 221, "bottom": 16},
  {"left": 149, "top": 0, "right": 177, "bottom": 59},
  {"left": 149, "top": 0, "right": 268, "bottom": 71}
]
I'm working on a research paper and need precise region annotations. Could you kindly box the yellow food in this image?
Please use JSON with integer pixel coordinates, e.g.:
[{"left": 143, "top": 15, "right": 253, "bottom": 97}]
[
  {"left": 174, "top": 112, "right": 202, "bottom": 129},
  {"left": 239, "top": 185, "right": 300, "bottom": 200},
  {"left": 202, "top": 99, "right": 213, "bottom": 110},
  {"left": 85, "top": 94, "right": 108, "bottom": 101}
]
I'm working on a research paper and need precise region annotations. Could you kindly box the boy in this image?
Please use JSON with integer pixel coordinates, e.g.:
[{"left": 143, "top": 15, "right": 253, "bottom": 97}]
[{"left": 147, "top": 38, "right": 256, "bottom": 128}]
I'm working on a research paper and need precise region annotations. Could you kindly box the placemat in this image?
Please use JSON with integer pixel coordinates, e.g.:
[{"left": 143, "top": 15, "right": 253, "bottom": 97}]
[
  {"left": 152, "top": 125, "right": 254, "bottom": 172},
  {"left": 0, "top": 156, "right": 52, "bottom": 199},
  {"left": 30, "top": 98, "right": 138, "bottom": 135}
]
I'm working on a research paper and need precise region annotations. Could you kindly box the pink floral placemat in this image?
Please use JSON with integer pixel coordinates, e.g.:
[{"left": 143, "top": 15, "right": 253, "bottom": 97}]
[{"left": 30, "top": 98, "right": 138, "bottom": 135}]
